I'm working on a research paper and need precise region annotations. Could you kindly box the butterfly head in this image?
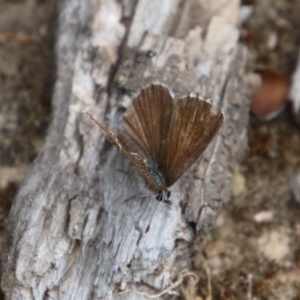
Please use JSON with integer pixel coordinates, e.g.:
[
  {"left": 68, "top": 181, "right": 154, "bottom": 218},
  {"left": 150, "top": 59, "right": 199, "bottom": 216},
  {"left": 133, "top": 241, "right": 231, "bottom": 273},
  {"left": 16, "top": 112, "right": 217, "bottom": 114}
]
[{"left": 156, "top": 189, "right": 171, "bottom": 204}]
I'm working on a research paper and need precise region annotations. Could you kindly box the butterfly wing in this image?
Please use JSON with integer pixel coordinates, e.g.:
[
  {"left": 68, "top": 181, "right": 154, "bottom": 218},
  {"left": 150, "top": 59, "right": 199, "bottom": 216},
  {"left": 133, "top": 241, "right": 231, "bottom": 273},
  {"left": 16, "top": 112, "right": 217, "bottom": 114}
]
[
  {"left": 121, "top": 85, "right": 173, "bottom": 166},
  {"left": 86, "top": 112, "right": 164, "bottom": 194},
  {"left": 162, "top": 97, "right": 224, "bottom": 186}
]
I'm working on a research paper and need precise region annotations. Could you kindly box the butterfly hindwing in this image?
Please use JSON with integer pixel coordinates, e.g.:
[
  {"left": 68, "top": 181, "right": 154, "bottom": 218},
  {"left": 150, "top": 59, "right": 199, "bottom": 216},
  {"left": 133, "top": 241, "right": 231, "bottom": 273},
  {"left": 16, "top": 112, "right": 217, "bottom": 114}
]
[{"left": 162, "top": 97, "right": 224, "bottom": 186}]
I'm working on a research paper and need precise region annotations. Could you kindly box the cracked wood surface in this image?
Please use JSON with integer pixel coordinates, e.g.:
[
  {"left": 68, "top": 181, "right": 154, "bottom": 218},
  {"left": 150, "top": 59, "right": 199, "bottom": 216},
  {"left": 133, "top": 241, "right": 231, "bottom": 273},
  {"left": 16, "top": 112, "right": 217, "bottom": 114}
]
[{"left": 1, "top": 0, "right": 256, "bottom": 299}]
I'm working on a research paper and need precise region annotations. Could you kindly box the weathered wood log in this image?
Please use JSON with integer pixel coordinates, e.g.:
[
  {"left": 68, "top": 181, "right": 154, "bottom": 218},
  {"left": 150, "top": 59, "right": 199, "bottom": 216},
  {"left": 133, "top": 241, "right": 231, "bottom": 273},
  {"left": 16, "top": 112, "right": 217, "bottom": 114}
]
[
  {"left": 290, "top": 49, "right": 300, "bottom": 113},
  {"left": 1, "top": 0, "right": 257, "bottom": 299}
]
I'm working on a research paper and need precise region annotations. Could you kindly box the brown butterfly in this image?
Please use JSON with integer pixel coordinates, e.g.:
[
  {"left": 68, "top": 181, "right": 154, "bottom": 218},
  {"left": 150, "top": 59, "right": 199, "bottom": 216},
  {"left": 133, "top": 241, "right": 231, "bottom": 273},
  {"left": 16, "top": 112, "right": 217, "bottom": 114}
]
[{"left": 86, "top": 84, "right": 224, "bottom": 203}]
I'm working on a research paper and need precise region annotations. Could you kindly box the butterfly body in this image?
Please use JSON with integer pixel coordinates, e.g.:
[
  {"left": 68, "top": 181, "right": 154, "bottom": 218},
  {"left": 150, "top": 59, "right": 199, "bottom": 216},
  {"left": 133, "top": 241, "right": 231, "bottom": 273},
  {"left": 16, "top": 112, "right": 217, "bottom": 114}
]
[
  {"left": 87, "top": 84, "right": 223, "bottom": 203},
  {"left": 113, "top": 146, "right": 170, "bottom": 202},
  {"left": 142, "top": 159, "right": 170, "bottom": 202},
  {"left": 144, "top": 160, "right": 165, "bottom": 190}
]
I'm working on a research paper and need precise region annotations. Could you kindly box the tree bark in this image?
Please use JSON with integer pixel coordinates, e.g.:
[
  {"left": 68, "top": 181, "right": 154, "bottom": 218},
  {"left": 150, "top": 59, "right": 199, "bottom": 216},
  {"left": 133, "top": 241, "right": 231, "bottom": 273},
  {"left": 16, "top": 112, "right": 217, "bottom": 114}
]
[{"left": 1, "top": 0, "right": 257, "bottom": 299}]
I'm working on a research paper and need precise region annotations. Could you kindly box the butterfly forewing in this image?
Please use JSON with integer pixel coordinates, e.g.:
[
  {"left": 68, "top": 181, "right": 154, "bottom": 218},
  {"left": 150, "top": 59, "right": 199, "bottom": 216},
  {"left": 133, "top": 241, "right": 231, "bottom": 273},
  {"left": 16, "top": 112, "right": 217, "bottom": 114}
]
[
  {"left": 122, "top": 85, "right": 173, "bottom": 165},
  {"left": 162, "top": 97, "right": 224, "bottom": 186},
  {"left": 86, "top": 113, "right": 163, "bottom": 194}
]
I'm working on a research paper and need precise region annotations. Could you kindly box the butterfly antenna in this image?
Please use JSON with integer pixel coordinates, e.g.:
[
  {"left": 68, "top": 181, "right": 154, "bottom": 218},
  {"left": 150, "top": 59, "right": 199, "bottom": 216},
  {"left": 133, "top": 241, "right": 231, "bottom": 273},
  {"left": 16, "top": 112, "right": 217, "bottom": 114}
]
[{"left": 145, "top": 200, "right": 159, "bottom": 233}]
